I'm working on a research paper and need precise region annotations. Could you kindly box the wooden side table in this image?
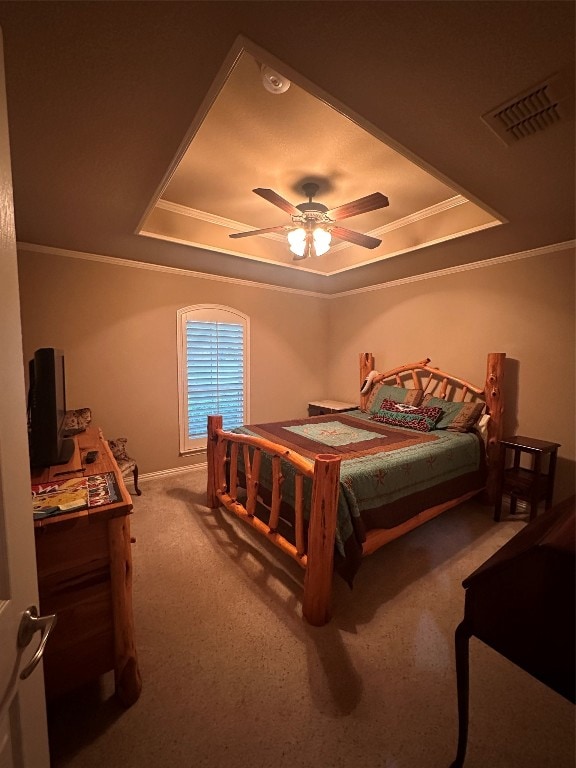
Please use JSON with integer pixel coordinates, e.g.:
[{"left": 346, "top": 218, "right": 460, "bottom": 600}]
[
  {"left": 494, "top": 435, "right": 560, "bottom": 522},
  {"left": 308, "top": 399, "right": 358, "bottom": 417}
]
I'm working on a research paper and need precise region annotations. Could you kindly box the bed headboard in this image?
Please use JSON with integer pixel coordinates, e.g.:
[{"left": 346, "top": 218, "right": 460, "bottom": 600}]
[{"left": 359, "top": 352, "right": 506, "bottom": 500}]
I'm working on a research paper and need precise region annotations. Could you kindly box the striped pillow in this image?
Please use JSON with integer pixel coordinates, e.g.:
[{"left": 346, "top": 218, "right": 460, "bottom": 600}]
[{"left": 421, "top": 395, "right": 485, "bottom": 432}]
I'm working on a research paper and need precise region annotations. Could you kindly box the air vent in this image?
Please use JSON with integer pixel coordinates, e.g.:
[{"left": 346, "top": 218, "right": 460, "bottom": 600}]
[{"left": 482, "top": 68, "right": 574, "bottom": 145}]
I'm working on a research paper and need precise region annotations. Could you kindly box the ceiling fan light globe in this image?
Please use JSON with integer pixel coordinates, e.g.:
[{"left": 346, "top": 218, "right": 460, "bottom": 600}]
[
  {"left": 287, "top": 227, "right": 306, "bottom": 247},
  {"left": 289, "top": 243, "right": 306, "bottom": 257},
  {"left": 288, "top": 227, "right": 307, "bottom": 256},
  {"left": 313, "top": 227, "right": 331, "bottom": 256}
]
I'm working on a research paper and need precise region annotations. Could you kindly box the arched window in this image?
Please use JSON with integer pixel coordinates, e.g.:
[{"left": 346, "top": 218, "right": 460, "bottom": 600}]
[{"left": 177, "top": 304, "right": 250, "bottom": 453}]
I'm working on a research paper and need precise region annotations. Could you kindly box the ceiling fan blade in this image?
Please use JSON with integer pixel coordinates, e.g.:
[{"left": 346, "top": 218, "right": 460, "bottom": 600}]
[
  {"left": 253, "top": 188, "right": 301, "bottom": 216},
  {"left": 229, "top": 225, "right": 287, "bottom": 239},
  {"left": 326, "top": 192, "right": 389, "bottom": 221},
  {"left": 330, "top": 225, "right": 381, "bottom": 249}
]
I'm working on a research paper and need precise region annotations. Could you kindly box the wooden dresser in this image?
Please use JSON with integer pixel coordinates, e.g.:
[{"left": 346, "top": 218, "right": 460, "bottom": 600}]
[{"left": 32, "top": 426, "right": 141, "bottom": 707}]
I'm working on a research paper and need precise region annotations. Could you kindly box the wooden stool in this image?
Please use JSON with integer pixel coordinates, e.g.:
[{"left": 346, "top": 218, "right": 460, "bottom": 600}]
[{"left": 494, "top": 436, "right": 560, "bottom": 522}]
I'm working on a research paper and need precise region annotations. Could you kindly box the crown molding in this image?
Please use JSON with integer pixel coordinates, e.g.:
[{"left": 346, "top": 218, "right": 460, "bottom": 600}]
[
  {"left": 156, "top": 195, "right": 469, "bottom": 254},
  {"left": 331, "top": 240, "right": 576, "bottom": 297},
  {"left": 156, "top": 198, "right": 285, "bottom": 242},
  {"left": 17, "top": 239, "right": 574, "bottom": 300},
  {"left": 324, "top": 219, "right": 502, "bottom": 274},
  {"left": 372, "top": 195, "right": 467, "bottom": 236},
  {"left": 16, "top": 242, "right": 329, "bottom": 298}
]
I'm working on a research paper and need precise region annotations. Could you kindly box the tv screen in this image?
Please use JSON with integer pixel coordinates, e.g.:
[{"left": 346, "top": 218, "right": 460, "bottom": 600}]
[{"left": 28, "top": 347, "right": 75, "bottom": 468}]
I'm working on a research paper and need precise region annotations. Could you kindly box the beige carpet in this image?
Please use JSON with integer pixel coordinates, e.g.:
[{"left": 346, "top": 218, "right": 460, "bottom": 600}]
[{"left": 47, "top": 469, "right": 575, "bottom": 768}]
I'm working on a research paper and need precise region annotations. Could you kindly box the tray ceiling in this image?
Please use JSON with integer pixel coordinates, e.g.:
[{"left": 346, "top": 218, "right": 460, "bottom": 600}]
[
  {"left": 139, "top": 43, "right": 503, "bottom": 276},
  {"left": 0, "top": 2, "right": 573, "bottom": 294}
]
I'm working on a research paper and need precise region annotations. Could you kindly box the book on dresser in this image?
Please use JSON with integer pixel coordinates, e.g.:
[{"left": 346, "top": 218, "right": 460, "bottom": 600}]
[{"left": 32, "top": 471, "right": 123, "bottom": 519}]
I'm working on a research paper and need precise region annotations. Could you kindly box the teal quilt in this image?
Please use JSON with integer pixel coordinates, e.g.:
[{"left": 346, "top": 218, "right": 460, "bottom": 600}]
[{"left": 233, "top": 409, "right": 486, "bottom": 581}]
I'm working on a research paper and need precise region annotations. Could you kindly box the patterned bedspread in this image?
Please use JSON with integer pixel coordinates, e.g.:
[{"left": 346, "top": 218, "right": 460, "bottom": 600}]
[{"left": 234, "top": 409, "right": 487, "bottom": 582}]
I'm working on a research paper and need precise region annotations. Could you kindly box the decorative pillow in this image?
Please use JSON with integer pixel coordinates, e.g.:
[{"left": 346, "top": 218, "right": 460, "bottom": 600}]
[
  {"left": 421, "top": 394, "right": 485, "bottom": 432},
  {"left": 62, "top": 407, "right": 92, "bottom": 434},
  {"left": 108, "top": 438, "right": 130, "bottom": 462},
  {"left": 366, "top": 383, "right": 423, "bottom": 413},
  {"left": 370, "top": 399, "right": 443, "bottom": 432}
]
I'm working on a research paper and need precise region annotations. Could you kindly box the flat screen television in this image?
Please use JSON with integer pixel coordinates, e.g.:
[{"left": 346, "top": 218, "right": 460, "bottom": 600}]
[{"left": 27, "top": 347, "right": 75, "bottom": 468}]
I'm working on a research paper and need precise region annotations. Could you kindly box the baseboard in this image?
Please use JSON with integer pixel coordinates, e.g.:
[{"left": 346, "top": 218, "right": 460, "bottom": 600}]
[{"left": 139, "top": 462, "right": 207, "bottom": 483}]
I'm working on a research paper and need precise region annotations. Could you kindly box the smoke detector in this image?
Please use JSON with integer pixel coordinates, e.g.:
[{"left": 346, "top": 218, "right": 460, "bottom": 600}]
[{"left": 260, "top": 65, "right": 291, "bottom": 94}]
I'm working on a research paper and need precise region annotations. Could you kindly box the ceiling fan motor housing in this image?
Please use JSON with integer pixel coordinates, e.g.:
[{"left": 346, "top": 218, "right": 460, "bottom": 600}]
[
  {"left": 296, "top": 201, "right": 328, "bottom": 212},
  {"left": 295, "top": 182, "right": 331, "bottom": 224}
]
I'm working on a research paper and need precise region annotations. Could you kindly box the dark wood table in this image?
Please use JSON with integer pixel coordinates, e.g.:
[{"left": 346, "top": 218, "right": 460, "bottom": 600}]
[{"left": 450, "top": 497, "right": 575, "bottom": 767}]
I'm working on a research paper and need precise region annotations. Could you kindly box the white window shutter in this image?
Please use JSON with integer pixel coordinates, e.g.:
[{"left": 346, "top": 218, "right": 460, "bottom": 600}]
[
  {"left": 177, "top": 304, "right": 249, "bottom": 453},
  {"left": 186, "top": 320, "right": 244, "bottom": 438}
]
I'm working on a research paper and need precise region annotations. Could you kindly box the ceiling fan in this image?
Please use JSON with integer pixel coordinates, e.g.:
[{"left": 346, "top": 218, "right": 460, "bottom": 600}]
[{"left": 229, "top": 182, "right": 389, "bottom": 260}]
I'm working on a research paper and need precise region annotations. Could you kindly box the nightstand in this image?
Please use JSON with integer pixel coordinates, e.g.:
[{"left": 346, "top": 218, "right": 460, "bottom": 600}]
[
  {"left": 494, "top": 435, "right": 560, "bottom": 522},
  {"left": 308, "top": 400, "right": 358, "bottom": 417}
]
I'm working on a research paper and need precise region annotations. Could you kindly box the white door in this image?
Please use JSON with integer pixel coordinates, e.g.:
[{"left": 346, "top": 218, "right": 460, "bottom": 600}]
[{"left": 0, "top": 28, "right": 51, "bottom": 768}]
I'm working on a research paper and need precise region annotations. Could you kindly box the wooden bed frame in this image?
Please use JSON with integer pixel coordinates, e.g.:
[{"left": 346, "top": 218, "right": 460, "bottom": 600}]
[{"left": 207, "top": 352, "right": 505, "bottom": 626}]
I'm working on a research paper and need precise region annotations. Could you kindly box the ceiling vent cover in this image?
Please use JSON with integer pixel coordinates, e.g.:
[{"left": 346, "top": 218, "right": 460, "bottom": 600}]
[{"left": 482, "top": 68, "right": 574, "bottom": 145}]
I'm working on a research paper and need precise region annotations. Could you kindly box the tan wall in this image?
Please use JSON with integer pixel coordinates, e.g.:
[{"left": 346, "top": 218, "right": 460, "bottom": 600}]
[
  {"left": 327, "top": 246, "right": 576, "bottom": 503},
  {"left": 18, "top": 250, "right": 329, "bottom": 474},
  {"left": 17, "top": 245, "right": 575, "bottom": 503}
]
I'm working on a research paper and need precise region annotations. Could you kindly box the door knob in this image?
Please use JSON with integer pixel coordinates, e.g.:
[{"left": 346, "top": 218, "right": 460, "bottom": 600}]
[{"left": 17, "top": 605, "right": 57, "bottom": 680}]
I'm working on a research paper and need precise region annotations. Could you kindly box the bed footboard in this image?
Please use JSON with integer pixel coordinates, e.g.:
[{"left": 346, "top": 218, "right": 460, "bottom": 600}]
[{"left": 207, "top": 415, "right": 341, "bottom": 626}]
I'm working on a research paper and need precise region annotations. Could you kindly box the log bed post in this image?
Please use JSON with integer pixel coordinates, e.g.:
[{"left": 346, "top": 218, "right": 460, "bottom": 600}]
[
  {"left": 302, "top": 453, "right": 341, "bottom": 626},
  {"left": 207, "top": 415, "right": 224, "bottom": 508},
  {"left": 484, "top": 353, "right": 505, "bottom": 503}
]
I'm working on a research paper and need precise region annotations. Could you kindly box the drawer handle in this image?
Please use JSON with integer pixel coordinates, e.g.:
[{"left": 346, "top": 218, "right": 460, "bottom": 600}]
[{"left": 17, "top": 605, "right": 57, "bottom": 680}]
